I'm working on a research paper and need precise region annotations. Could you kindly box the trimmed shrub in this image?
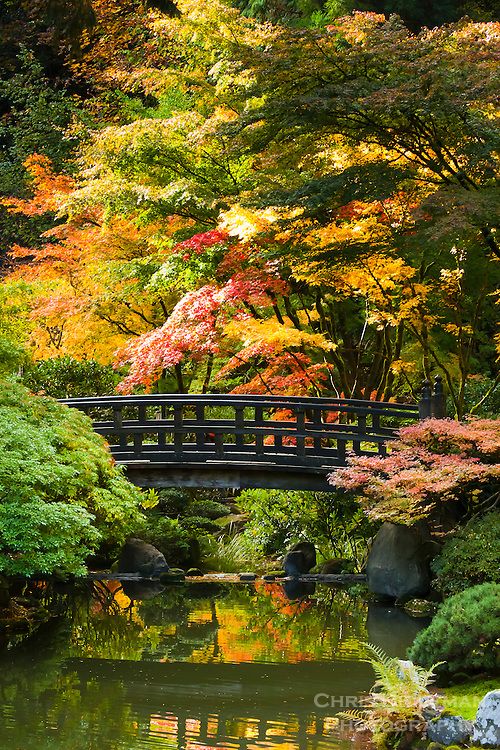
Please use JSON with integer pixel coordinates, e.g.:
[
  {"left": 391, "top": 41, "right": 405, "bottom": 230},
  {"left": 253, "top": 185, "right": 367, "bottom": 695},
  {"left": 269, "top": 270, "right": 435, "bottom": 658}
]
[
  {"left": 432, "top": 512, "right": 500, "bottom": 596},
  {"left": 23, "top": 356, "right": 118, "bottom": 398},
  {"left": 409, "top": 583, "right": 500, "bottom": 675}
]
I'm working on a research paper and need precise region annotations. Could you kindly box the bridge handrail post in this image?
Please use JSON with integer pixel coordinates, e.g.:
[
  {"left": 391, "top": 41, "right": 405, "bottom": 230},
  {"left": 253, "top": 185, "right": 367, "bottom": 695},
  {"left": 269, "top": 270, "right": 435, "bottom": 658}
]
[
  {"left": 295, "top": 408, "right": 306, "bottom": 456},
  {"left": 173, "top": 404, "right": 184, "bottom": 459}
]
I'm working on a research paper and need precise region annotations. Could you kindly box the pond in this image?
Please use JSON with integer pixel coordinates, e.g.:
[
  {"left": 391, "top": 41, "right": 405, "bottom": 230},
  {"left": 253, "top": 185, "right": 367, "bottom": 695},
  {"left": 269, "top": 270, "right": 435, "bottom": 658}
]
[{"left": 0, "top": 581, "right": 427, "bottom": 750}]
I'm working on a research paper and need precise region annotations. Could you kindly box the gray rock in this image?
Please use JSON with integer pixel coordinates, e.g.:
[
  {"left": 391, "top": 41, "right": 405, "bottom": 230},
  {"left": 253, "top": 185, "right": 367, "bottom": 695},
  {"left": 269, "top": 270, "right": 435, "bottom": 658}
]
[
  {"left": 472, "top": 690, "right": 500, "bottom": 747},
  {"left": 283, "top": 541, "right": 316, "bottom": 576},
  {"left": 366, "top": 522, "right": 434, "bottom": 600},
  {"left": 427, "top": 715, "right": 473, "bottom": 745},
  {"left": 118, "top": 538, "right": 169, "bottom": 577},
  {"left": 239, "top": 572, "right": 257, "bottom": 581}
]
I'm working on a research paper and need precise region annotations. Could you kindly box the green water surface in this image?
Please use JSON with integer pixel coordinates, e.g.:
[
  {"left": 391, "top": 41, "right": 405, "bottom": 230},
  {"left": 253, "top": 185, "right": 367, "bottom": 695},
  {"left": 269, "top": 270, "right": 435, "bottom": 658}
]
[{"left": 0, "top": 581, "right": 426, "bottom": 750}]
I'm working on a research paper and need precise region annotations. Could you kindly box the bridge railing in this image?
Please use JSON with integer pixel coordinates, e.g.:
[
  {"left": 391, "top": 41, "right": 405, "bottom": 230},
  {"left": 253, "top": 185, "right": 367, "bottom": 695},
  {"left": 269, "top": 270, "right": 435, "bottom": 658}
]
[{"left": 62, "top": 393, "right": 421, "bottom": 469}]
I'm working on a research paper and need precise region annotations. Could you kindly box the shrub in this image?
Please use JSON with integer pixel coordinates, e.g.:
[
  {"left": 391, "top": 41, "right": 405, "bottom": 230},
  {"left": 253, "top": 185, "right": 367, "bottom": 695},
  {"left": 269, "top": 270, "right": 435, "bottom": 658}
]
[
  {"left": 330, "top": 418, "right": 500, "bottom": 525},
  {"left": 134, "top": 514, "right": 200, "bottom": 567},
  {"left": 238, "top": 488, "right": 375, "bottom": 569},
  {"left": 432, "top": 512, "right": 500, "bottom": 596},
  {"left": 0, "top": 380, "right": 144, "bottom": 576},
  {"left": 145, "top": 488, "right": 231, "bottom": 566},
  {"left": 157, "top": 488, "right": 230, "bottom": 521},
  {"left": 408, "top": 583, "right": 500, "bottom": 675},
  {"left": 23, "top": 356, "right": 118, "bottom": 398}
]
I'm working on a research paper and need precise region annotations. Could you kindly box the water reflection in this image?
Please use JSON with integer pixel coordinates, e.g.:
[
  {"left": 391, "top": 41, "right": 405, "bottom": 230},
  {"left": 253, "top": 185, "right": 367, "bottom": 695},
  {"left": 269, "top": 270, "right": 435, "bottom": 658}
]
[{"left": 0, "top": 582, "right": 425, "bottom": 750}]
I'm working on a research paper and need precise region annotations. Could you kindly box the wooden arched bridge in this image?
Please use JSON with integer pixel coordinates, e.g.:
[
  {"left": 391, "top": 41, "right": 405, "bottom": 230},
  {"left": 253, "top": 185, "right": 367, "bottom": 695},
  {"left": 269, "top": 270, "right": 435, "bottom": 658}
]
[{"left": 63, "top": 379, "right": 444, "bottom": 490}]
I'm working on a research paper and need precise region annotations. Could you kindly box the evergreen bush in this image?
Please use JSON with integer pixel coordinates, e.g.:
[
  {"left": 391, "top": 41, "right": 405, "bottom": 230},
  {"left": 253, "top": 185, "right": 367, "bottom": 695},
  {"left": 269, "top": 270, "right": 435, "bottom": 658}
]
[
  {"left": 432, "top": 512, "right": 500, "bottom": 596},
  {"left": 409, "top": 583, "right": 500, "bottom": 675}
]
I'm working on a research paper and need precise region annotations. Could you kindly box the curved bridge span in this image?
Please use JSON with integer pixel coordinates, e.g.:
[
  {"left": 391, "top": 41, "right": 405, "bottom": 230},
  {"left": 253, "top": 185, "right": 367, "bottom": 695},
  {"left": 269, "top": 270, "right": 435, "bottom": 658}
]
[{"left": 62, "top": 393, "right": 427, "bottom": 490}]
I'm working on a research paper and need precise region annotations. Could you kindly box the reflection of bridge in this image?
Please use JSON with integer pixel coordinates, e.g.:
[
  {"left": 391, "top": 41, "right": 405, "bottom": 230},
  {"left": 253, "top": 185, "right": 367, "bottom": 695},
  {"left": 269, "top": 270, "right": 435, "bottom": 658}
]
[
  {"left": 69, "top": 658, "right": 372, "bottom": 750},
  {"left": 63, "top": 381, "right": 444, "bottom": 490}
]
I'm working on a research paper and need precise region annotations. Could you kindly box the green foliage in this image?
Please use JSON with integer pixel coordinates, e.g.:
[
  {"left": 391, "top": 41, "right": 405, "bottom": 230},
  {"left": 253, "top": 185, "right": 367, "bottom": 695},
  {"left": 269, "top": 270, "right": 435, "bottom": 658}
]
[
  {"left": 409, "top": 583, "right": 500, "bottom": 675},
  {"left": 432, "top": 512, "right": 500, "bottom": 597},
  {"left": 340, "top": 643, "right": 440, "bottom": 748},
  {"left": 134, "top": 488, "right": 233, "bottom": 567},
  {"left": 23, "top": 356, "right": 119, "bottom": 398},
  {"left": 0, "top": 51, "right": 81, "bottom": 197},
  {"left": 133, "top": 514, "right": 197, "bottom": 567},
  {"left": 203, "top": 532, "right": 257, "bottom": 573},
  {"left": 441, "top": 678, "right": 500, "bottom": 721},
  {"left": 238, "top": 488, "right": 375, "bottom": 569},
  {"left": 0, "top": 380, "right": 144, "bottom": 576},
  {"left": 0, "top": 338, "right": 26, "bottom": 377}
]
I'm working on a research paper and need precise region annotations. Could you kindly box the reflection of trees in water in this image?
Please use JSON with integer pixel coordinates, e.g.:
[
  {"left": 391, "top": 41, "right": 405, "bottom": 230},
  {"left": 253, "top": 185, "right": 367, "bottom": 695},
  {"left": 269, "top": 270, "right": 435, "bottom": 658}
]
[{"left": 0, "top": 582, "right": 373, "bottom": 750}]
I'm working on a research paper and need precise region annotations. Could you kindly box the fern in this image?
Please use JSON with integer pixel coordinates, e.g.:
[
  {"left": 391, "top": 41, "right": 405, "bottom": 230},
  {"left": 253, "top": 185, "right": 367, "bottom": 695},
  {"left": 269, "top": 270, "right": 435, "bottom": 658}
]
[{"left": 338, "top": 642, "right": 442, "bottom": 748}]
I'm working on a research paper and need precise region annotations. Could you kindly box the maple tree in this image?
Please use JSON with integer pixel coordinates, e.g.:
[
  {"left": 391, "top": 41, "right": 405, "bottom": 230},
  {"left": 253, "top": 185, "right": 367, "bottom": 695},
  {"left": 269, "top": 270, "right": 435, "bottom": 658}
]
[
  {"left": 329, "top": 418, "right": 500, "bottom": 526},
  {"left": 0, "top": 1, "right": 497, "bottom": 417}
]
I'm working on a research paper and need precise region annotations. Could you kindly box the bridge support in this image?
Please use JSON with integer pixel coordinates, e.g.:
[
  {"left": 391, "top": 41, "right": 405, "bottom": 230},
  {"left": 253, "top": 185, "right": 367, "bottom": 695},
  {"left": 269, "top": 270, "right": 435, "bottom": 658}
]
[{"left": 119, "top": 460, "right": 334, "bottom": 492}]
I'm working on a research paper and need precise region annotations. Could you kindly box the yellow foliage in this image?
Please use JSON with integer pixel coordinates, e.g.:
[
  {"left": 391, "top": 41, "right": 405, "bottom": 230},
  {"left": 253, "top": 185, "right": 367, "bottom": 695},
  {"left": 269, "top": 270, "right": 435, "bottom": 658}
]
[{"left": 224, "top": 316, "right": 336, "bottom": 352}]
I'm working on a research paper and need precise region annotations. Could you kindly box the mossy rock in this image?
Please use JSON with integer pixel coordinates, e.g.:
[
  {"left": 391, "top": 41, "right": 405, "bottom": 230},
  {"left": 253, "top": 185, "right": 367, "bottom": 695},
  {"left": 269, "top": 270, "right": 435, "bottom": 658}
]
[
  {"left": 427, "top": 743, "right": 444, "bottom": 750},
  {"left": 403, "top": 598, "right": 438, "bottom": 617},
  {"left": 186, "top": 568, "right": 203, "bottom": 577}
]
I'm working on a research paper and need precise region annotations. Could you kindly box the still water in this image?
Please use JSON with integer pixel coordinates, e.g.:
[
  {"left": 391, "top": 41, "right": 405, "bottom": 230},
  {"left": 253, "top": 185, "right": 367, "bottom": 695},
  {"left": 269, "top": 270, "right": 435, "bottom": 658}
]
[{"left": 0, "top": 581, "right": 426, "bottom": 750}]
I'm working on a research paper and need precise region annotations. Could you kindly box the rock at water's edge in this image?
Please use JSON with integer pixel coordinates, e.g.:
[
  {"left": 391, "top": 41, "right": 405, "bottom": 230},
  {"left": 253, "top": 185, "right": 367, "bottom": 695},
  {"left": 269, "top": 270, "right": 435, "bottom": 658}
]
[
  {"left": 472, "top": 690, "right": 500, "bottom": 747},
  {"left": 118, "top": 538, "right": 169, "bottom": 577},
  {"left": 366, "top": 522, "right": 434, "bottom": 600},
  {"left": 427, "top": 715, "right": 473, "bottom": 746}
]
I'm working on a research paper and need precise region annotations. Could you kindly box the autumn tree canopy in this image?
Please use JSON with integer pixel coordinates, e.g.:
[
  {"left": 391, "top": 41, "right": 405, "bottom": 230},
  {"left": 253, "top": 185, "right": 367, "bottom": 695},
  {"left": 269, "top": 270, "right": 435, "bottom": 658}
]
[{"left": 0, "top": 0, "right": 498, "bottom": 417}]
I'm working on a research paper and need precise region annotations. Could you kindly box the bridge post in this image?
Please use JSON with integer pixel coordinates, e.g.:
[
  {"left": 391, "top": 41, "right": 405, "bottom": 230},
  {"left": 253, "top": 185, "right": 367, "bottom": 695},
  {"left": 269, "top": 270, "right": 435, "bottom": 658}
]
[{"left": 419, "top": 376, "right": 446, "bottom": 419}]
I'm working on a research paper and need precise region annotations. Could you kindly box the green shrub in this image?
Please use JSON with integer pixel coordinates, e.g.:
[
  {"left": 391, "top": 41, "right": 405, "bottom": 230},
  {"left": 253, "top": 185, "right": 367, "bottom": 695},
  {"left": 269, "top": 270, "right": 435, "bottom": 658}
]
[
  {"left": 157, "top": 488, "right": 230, "bottom": 521},
  {"left": 0, "top": 380, "right": 144, "bottom": 576},
  {"left": 409, "top": 583, "right": 500, "bottom": 675},
  {"left": 148, "top": 488, "right": 231, "bottom": 566},
  {"left": 188, "top": 499, "right": 231, "bottom": 520},
  {"left": 23, "top": 356, "right": 118, "bottom": 398},
  {"left": 432, "top": 512, "right": 500, "bottom": 596},
  {"left": 134, "top": 514, "right": 199, "bottom": 567},
  {"left": 238, "top": 488, "right": 375, "bottom": 569}
]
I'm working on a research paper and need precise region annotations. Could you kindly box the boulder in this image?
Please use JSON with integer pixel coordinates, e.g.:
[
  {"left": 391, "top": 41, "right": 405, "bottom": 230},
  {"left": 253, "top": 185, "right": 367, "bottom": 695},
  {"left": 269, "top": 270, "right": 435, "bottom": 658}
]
[
  {"left": 118, "top": 538, "right": 169, "bottom": 577},
  {"left": 239, "top": 572, "right": 257, "bottom": 581},
  {"left": 366, "top": 522, "right": 434, "bottom": 600},
  {"left": 472, "top": 690, "right": 500, "bottom": 747},
  {"left": 427, "top": 715, "right": 473, "bottom": 746},
  {"left": 283, "top": 541, "right": 316, "bottom": 576}
]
